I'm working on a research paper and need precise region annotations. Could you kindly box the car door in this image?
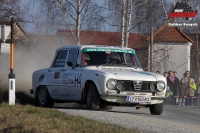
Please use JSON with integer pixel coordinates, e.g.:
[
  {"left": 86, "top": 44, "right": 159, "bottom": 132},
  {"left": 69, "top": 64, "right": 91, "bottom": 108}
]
[
  {"left": 60, "top": 49, "right": 82, "bottom": 100},
  {"left": 47, "top": 49, "right": 69, "bottom": 100}
]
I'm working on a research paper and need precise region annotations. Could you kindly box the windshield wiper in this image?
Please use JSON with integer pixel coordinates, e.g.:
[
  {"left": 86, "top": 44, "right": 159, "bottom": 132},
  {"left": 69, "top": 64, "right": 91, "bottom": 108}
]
[
  {"left": 97, "top": 63, "right": 137, "bottom": 68},
  {"left": 97, "top": 64, "right": 109, "bottom": 68},
  {"left": 97, "top": 63, "right": 121, "bottom": 68},
  {"left": 121, "top": 63, "right": 137, "bottom": 69}
]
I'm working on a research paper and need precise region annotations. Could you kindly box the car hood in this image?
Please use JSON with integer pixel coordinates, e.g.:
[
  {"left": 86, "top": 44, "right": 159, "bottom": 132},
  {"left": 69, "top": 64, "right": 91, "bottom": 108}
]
[{"left": 98, "top": 68, "right": 157, "bottom": 81}]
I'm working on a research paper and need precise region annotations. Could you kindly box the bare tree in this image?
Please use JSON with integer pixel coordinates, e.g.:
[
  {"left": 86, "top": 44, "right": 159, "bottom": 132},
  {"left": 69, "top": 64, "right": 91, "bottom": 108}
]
[
  {"left": 35, "top": 0, "right": 103, "bottom": 44},
  {"left": 0, "top": 0, "right": 25, "bottom": 23},
  {"left": 135, "top": 0, "right": 172, "bottom": 34},
  {"left": 105, "top": 0, "right": 150, "bottom": 47}
]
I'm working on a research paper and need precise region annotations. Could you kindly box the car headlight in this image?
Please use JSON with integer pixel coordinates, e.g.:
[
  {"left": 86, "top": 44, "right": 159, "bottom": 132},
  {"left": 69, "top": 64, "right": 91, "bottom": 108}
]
[
  {"left": 150, "top": 83, "right": 156, "bottom": 91},
  {"left": 156, "top": 81, "right": 165, "bottom": 92},
  {"left": 116, "top": 82, "right": 124, "bottom": 91},
  {"left": 106, "top": 79, "right": 117, "bottom": 89}
]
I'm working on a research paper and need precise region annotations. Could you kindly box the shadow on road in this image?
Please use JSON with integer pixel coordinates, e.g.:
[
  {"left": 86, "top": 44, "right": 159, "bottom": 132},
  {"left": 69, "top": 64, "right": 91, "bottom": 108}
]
[
  {"left": 53, "top": 103, "right": 87, "bottom": 110},
  {"left": 108, "top": 110, "right": 151, "bottom": 115},
  {"left": 0, "top": 88, "right": 37, "bottom": 105},
  {"left": 53, "top": 103, "right": 151, "bottom": 115}
]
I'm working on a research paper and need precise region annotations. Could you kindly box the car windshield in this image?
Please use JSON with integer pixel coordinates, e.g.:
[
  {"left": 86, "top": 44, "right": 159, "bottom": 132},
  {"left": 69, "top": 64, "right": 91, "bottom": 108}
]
[{"left": 81, "top": 47, "right": 141, "bottom": 68}]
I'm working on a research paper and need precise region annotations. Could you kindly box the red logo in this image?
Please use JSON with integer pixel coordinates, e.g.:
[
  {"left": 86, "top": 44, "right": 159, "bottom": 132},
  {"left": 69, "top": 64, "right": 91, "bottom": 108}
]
[
  {"left": 169, "top": 12, "right": 197, "bottom": 18},
  {"left": 168, "top": 2, "right": 198, "bottom": 19}
]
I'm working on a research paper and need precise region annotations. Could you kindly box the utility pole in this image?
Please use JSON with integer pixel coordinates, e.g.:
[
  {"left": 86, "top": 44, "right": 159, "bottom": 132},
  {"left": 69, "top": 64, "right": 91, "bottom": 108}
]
[
  {"left": 150, "top": 26, "right": 154, "bottom": 72},
  {"left": 197, "top": 34, "right": 200, "bottom": 74},
  {"left": 8, "top": 18, "right": 15, "bottom": 105}
]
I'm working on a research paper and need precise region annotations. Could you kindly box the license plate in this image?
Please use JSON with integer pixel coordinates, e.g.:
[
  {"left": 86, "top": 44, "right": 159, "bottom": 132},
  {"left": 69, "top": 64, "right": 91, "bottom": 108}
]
[{"left": 126, "top": 96, "right": 151, "bottom": 103}]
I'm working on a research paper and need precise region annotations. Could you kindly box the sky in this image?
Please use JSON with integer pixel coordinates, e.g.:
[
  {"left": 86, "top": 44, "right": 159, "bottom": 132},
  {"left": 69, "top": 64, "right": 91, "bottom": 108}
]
[
  {"left": 19, "top": 0, "right": 200, "bottom": 34},
  {"left": 19, "top": 0, "right": 42, "bottom": 34}
]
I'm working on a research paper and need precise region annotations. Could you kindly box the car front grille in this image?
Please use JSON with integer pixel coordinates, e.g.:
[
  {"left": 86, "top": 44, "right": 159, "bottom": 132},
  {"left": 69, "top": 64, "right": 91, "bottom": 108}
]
[{"left": 117, "top": 80, "right": 154, "bottom": 92}]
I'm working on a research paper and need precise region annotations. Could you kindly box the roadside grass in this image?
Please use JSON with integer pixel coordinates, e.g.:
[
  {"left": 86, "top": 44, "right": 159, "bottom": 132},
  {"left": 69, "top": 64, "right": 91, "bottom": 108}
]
[{"left": 0, "top": 88, "right": 140, "bottom": 133}]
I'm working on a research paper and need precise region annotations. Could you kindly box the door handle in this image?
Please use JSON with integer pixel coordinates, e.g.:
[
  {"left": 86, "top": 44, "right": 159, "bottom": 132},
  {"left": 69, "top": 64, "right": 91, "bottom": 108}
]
[{"left": 61, "top": 70, "right": 66, "bottom": 71}]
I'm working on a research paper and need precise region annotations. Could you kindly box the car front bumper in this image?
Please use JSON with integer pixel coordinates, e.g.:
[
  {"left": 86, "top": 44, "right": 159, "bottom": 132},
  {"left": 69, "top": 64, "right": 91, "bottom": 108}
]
[{"left": 101, "top": 94, "right": 166, "bottom": 105}]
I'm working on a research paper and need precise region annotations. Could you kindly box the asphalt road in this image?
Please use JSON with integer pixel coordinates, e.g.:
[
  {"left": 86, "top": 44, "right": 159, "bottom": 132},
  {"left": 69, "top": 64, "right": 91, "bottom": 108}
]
[{"left": 55, "top": 104, "right": 200, "bottom": 133}]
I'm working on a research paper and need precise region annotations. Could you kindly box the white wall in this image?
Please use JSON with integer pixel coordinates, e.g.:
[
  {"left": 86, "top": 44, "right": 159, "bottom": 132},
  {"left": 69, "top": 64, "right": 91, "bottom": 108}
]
[{"left": 151, "top": 42, "right": 192, "bottom": 80}]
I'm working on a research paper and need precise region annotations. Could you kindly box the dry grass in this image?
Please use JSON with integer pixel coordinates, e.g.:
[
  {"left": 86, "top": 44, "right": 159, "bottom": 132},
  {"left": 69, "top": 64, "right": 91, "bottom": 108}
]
[{"left": 0, "top": 88, "right": 140, "bottom": 133}]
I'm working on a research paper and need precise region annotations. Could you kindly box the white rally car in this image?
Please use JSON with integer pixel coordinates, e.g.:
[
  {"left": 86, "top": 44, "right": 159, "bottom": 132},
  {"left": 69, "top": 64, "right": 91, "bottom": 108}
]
[{"left": 30, "top": 45, "right": 166, "bottom": 115}]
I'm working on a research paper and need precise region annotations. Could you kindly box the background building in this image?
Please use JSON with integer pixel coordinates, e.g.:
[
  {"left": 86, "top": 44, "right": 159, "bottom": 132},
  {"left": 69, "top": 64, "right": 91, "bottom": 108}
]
[{"left": 147, "top": 23, "right": 194, "bottom": 79}]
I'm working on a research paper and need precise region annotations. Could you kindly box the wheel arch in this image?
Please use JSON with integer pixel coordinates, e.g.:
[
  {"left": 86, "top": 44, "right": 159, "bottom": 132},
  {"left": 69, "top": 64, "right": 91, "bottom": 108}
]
[
  {"left": 35, "top": 85, "right": 49, "bottom": 99},
  {"left": 36, "top": 85, "right": 54, "bottom": 107},
  {"left": 82, "top": 80, "right": 99, "bottom": 103}
]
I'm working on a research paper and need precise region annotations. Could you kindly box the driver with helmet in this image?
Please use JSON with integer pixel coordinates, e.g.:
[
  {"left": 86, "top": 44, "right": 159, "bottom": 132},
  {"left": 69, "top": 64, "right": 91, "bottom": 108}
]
[{"left": 82, "top": 53, "right": 90, "bottom": 66}]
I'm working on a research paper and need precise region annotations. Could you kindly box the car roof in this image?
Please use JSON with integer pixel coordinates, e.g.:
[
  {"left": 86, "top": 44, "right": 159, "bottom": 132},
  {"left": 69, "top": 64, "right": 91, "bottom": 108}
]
[{"left": 57, "top": 45, "right": 135, "bottom": 51}]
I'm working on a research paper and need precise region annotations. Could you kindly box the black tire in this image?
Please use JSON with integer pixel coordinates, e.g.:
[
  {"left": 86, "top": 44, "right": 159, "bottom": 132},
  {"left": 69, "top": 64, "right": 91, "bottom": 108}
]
[
  {"left": 149, "top": 102, "right": 164, "bottom": 115},
  {"left": 86, "top": 83, "right": 100, "bottom": 110},
  {"left": 100, "top": 104, "right": 113, "bottom": 111},
  {"left": 38, "top": 86, "right": 54, "bottom": 107}
]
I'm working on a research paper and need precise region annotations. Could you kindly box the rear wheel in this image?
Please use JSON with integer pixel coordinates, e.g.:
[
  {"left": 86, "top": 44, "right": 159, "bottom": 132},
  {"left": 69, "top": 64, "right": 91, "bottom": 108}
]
[
  {"left": 149, "top": 102, "right": 164, "bottom": 115},
  {"left": 86, "top": 83, "right": 100, "bottom": 110},
  {"left": 38, "top": 86, "right": 54, "bottom": 107}
]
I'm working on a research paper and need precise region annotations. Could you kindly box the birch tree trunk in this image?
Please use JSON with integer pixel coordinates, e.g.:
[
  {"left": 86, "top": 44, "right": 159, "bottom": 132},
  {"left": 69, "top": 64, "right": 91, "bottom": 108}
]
[
  {"left": 124, "top": 0, "right": 133, "bottom": 48},
  {"left": 121, "top": 0, "right": 125, "bottom": 47},
  {"left": 77, "top": 0, "right": 81, "bottom": 45},
  {"left": 106, "top": 0, "right": 148, "bottom": 48}
]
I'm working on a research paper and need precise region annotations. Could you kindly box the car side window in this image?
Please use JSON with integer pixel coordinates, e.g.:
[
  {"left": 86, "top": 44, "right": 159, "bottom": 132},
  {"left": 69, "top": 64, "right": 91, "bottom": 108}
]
[
  {"left": 53, "top": 50, "right": 68, "bottom": 67},
  {"left": 67, "top": 49, "right": 79, "bottom": 66},
  {"left": 125, "top": 53, "right": 133, "bottom": 64},
  {"left": 125, "top": 53, "right": 137, "bottom": 67}
]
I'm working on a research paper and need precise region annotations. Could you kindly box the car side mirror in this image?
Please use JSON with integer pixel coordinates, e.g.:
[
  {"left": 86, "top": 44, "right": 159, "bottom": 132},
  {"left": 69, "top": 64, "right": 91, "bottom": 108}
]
[{"left": 67, "top": 61, "right": 75, "bottom": 69}]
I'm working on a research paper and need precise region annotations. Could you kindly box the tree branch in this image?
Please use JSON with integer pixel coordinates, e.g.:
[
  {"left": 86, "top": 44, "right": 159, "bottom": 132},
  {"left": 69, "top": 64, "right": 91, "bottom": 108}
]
[
  {"left": 65, "top": 0, "right": 78, "bottom": 12},
  {"left": 54, "top": 0, "right": 76, "bottom": 21},
  {"left": 100, "top": 16, "right": 119, "bottom": 27},
  {"left": 159, "top": 0, "right": 169, "bottom": 20},
  {"left": 62, "top": 13, "right": 78, "bottom": 43},
  {"left": 80, "top": 0, "right": 89, "bottom": 13},
  {"left": 133, "top": 0, "right": 149, "bottom": 8}
]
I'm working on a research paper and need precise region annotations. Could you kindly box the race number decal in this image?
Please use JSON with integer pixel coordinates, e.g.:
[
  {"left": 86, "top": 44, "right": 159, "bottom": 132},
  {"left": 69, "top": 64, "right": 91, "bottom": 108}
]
[{"left": 74, "top": 73, "right": 82, "bottom": 88}]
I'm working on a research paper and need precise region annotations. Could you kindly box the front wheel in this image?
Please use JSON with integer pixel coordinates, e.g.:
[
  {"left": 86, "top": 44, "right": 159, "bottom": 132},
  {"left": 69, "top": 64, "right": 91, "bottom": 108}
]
[
  {"left": 86, "top": 83, "right": 100, "bottom": 110},
  {"left": 149, "top": 102, "right": 164, "bottom": 115},
  {"left": 38, "top": 86, "right": 54, "bottom": 107}
]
